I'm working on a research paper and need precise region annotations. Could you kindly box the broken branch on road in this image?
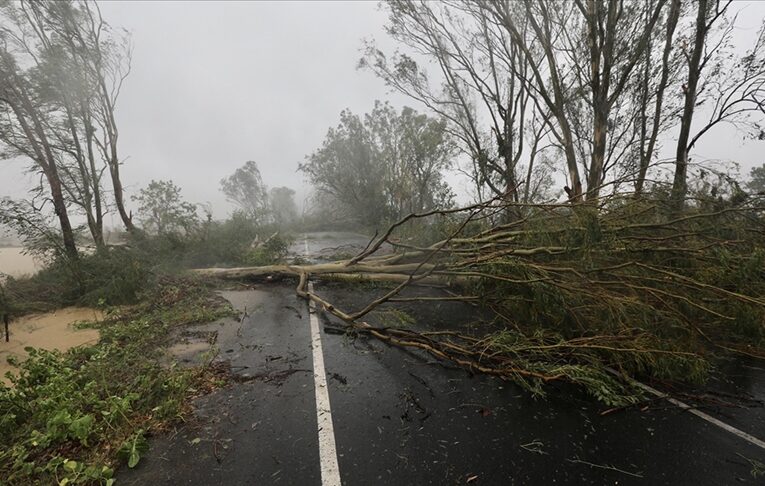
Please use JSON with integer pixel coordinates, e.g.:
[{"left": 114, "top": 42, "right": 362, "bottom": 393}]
[{"left": 194, "top": 194, "right": 765, "bottom": 405}]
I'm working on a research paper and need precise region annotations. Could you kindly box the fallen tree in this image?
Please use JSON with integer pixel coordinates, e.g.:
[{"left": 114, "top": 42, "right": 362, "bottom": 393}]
[{"left": 195, "top": 193, "right": 765, "bottom": 405}]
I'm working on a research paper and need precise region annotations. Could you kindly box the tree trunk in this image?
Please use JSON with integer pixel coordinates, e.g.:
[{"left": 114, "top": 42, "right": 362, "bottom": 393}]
[
  {"left": 672, "top": 0, "right": 708, "bottom": 209},
  {"left": 635, "top": 0, "right": 681, "bottom": 196},
  {"left": 8, "top": 85, "right": 79, "bottom": 260}
]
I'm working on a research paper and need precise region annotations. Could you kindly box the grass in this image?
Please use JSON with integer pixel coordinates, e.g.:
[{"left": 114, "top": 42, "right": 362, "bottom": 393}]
[{"left": 0, "top": 276, "right": 235, "bottom": 485}]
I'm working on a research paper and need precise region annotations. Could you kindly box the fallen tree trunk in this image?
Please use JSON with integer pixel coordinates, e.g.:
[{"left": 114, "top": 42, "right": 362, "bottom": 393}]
[{"left": 194, "top": 194, "right": 765, "bottom": 405}]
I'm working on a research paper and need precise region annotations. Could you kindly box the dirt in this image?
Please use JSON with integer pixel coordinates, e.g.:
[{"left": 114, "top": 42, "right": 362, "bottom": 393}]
[{"left": 0, "top": 307, "right": 102, "bottom": 385}]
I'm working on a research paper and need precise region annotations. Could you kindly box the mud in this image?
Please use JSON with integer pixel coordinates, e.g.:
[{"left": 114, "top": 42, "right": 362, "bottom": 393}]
[
  {"left": 0, "top": 307, "right": 102, "bottom": 384},
  {"left": 0, "top": 247, "right": 42, "bottom": 278}
]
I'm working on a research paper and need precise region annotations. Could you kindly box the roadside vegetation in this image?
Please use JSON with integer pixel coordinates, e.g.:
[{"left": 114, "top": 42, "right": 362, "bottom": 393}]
[
  {"left": 0, "top": 194, "right": 296, "bottom": 485},
  {"left": 0, "top": 276, "right": 234, "bottom": 485},
  {"left": 1, "top": 0, "right": 765, "bottom": 482}
]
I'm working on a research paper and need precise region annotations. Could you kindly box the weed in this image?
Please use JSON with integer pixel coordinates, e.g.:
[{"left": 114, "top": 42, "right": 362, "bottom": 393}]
[{"left": 0, "top": 276, "right": 234, "bottom": 485}]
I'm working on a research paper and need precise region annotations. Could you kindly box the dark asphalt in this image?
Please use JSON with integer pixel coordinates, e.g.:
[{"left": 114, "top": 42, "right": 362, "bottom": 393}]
[{"left": 118, "top": 232, "right": 765, "bottom": 485}]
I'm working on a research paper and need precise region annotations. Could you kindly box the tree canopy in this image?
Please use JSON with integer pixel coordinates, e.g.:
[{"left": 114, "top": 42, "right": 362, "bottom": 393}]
[{"left": 301, "top": 102, "right": 454, "bottom": 227}]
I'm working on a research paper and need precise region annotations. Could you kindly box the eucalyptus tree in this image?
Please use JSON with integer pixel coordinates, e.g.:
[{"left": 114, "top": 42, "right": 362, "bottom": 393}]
[
  {"left": 361, "top": 1, "right": 550, "bottom": 206},
  {"left": 670, "top": 1, "right": 765, "bottom": 207},
  {"left": 0, "top": 0, "right": 133, "bottom": 256}
]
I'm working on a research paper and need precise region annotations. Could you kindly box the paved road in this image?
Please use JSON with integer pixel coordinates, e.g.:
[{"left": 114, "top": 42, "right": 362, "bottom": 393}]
[{"left": 119, "top": 232, "right": 765, "bottom": 485}]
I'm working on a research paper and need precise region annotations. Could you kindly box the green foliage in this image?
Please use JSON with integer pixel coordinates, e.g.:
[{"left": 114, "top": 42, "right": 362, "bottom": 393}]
[
  {"left": 118, "top": 431, "right": 149, "bottom": 469},
  {"left": 220, "top": 161, "right": 270, "bottom": 223},
  {"left": 747, "top": 163, "right": 765, "bottom": 194},
  {"left": 244, "top": 233, "right": 293, "bottom": 266},
  {"left": 0, "top": 277, "right": 234, "bottom": 485},
  {"left": 132, "top": 180, "right": 199, "bottom": 236},
  {"left": 300, "top": 101, "right": 455, "bottom": 229},
  {"left": 0, "top": 198, "right": 70, "bottom": 263},
  {"left": 2, "top": 246, "right": 152, "bottom": 314}
]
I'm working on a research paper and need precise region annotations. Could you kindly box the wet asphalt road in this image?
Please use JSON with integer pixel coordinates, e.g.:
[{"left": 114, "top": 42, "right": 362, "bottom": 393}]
[{"left": 119, "top": 232, "right": 765, "bottom": 485}]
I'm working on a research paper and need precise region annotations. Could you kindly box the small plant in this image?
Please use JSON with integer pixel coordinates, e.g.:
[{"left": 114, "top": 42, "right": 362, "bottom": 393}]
[
  {"left": 0, "top": 277, "right": 234, "bottom": 484},
  {"left": 118, "top": 430, "right": 149, "bottom": 468}
]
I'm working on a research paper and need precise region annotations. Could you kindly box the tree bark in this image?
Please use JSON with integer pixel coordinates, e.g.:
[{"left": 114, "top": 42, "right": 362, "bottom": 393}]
[
  {"left": 672, "top": 0, "right": 709, "bottom": 209},
  {"left": 636, "top": 0, "right": 681, "bottom": 195}
]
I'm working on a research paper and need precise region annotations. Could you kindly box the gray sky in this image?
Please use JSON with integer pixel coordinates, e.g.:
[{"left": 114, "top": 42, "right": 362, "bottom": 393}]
[
  {"left": 100, "top": 0, "right": 410, "bottom": 220},
  {"left": 2, "top": 0, "right": 412, "bottom": 222},
  {"left": 1, "top": 0, "right": 764, "bottom": 225}
]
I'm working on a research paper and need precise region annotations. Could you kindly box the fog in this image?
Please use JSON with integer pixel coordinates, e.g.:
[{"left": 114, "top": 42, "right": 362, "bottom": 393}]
[
  {"left": 1, "top": 0, "right": 764, "bottom": 226},
  {"left": 0, "top": 1, "right": 414, "bottom": 222}
]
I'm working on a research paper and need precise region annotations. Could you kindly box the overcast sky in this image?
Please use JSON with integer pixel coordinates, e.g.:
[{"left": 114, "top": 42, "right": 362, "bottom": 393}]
[{"left": 1, "top": 0, "right": 764, "bottom": 225}]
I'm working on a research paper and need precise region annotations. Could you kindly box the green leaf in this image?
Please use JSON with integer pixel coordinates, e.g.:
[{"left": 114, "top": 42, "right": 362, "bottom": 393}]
[
  {"left": 128, "top": 449, "right": 140, "bottom": 468},
  {"left": 69, "top": 414, "right": 94, "bottom": 443}
]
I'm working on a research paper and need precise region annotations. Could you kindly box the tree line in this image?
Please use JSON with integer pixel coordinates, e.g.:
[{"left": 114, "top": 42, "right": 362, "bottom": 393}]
[{"left": 345, "top": 0, "right": 765, "bottom": 213}]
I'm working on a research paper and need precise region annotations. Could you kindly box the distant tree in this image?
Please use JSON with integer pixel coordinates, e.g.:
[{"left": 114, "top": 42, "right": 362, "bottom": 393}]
[
  {"left": 132, "top": 180, "right": 198, "bottom": 236},
  {"left": 220, "top": 161, "right": 270, "bottom": 222},
  {"left": 268, "top": 187, "right": 297, "bottom": 226},
  {"left": 300, "top": 102, "right": 454, "bottom": 227},
  {"left": 748, "top": 164, "right": 765, "bottom": 194},
  {"left": 301, "top": 109, "right": 387, "bottom": 225}
]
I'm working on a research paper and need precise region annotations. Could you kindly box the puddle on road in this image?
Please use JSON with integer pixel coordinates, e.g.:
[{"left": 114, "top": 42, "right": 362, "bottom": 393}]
[
  {"left": 168, "top": 338, "right": 214, "bottom": 365},
  {"left": 0, "top": 307, "right": 102, "bottom": 385}
]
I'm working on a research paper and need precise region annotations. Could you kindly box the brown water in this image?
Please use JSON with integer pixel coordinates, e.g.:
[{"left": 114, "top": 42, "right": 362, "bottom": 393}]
[
  {"left": 1, "top": 307, "right": 102, "bottom": 385},
  {"left": 0, "top": 247, "right": 41, "bottom": 278}
]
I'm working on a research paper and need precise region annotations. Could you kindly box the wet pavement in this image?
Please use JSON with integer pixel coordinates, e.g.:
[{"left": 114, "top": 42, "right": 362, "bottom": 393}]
[{"left": 118, "top": 232, "right": 765, "bottom": 485}]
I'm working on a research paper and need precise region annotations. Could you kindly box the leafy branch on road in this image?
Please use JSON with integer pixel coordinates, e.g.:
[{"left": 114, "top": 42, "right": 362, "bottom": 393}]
[{"left": 196, "top": 193, "right": 765, "bottom": 405}]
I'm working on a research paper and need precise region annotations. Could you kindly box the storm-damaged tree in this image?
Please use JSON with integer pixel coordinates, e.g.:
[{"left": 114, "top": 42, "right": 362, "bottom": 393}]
[
  {"left": 220, "top": 160, "right": 270, "bottom": 223},
  {"left": 361, "top": 1, "right": 551, "bottom": 209},
  {"left": 0, "top": 32, "right": 79, "bottom": 259},
  {"left": 300, "top": 102, "right": 454, "bottom": 228},
  {"left": 132, "top": 180, "right": 198, "bottom": 236},
  {"left": 670, "top": 1, "right": 765, "bottom": 208},
  {"left": 0, "top": 0, "right": 134, "bottom": 257},
  {"left": 268, "top": 186, "right": 298, "bottom": 227}
]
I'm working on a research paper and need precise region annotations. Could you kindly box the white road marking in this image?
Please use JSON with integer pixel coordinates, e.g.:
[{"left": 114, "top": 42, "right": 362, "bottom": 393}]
[
  {"left": 613, "top": 369, "right": 765, "bottom": 450},
  {"left": 301, "top": 233, "right": 764, "bottom": 460},
  {"left": 305, "top": 234, "right": 342, "bottom": 485}
]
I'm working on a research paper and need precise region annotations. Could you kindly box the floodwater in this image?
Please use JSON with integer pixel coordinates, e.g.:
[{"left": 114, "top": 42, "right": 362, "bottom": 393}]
[
  {"left": 0, "top": 247, "right": 41, "bottom": 278},
  {"left": 0, "top": 307, "right": 102, "bottom": 385}
]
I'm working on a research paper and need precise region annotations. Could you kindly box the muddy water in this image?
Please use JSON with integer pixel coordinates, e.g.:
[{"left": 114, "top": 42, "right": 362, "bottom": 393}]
[
  {"left": 1, "top": 307, "right": 102, "bottom": 385},
  {"left": 0, "top": 247, "right": 42, "bottom": 278}
]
